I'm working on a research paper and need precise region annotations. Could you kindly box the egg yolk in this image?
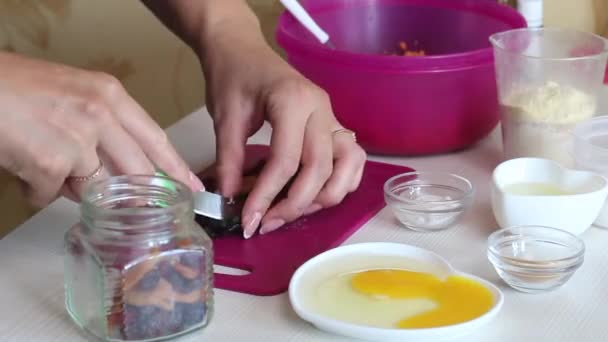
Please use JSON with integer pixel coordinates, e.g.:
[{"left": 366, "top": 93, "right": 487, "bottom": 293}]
[{"left": 350, "top": 269, "right": 494, "bottom": 328}]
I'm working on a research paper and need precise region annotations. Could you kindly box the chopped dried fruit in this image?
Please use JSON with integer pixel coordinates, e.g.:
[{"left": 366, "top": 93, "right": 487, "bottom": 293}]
[
  {"left": 162, "top": 266, "right": 204, "bottom": 294},
  {"left": 115, "top": 252, "right": 208, "bottom": 340},
  {"left": 386, "top": 40, "right": 426, "bottom": 57},
  {"left": 174, "top": 263, "right": 199, "bottom": 279},
  {"left": 196, "top": 159, "right": 298, "bottom": 238},
  {"left": 136, "top": 269, "right": 161, "bottom": 291},
  {"left": 177, "top": 238, "right": 193, "bottom": 248},
  {"left": 180, "top": 253, "right": 202, "bottom": 269},
  {"left": 64, "top": 176, "right": 213, "bottom": 342},
  {"left": 123, "top": 258, "right": 159, "bottom": 291},
  {"left": 177, "top": 302, "right": 207, "bottom": 327},
  {"left": 123, "top": 305, "right": 184, "bottom": 340}
]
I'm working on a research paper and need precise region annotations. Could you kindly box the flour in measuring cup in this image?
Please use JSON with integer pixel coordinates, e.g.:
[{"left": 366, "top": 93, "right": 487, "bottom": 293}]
[{"left": 501, "top": 81, "right": 597, "bottom": 166}]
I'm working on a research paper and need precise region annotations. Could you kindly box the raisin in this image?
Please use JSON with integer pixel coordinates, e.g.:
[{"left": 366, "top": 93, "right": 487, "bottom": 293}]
[
  {"left": 162, "top": 266, "right": 204, "bottom": 294},
  {"left": 136, "top": 268, "right": 161, "bottom": 291},
  {"left": 176, "top": 302, "right": 207, "bottom": 328},
  {"left": 179, "top": 252, "right": 203, "bottom": 269}
]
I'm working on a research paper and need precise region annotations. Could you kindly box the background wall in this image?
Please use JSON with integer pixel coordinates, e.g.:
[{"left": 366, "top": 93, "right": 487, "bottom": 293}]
[
  {"left": 545, "top": 0, "right": 608, "bottom": 36},
  {"left": 0, "top": 0, "right": 606, "bottom": 236}
]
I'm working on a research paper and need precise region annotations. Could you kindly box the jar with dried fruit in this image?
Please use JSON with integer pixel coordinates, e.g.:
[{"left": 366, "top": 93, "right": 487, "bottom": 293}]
[{"left": 64, "top": 175, "right": 213, "bottom": 341}]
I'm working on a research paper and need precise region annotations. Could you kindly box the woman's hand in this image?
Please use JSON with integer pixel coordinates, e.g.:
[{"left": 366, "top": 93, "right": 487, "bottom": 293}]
[
  {"left": 0, "top": 52, "right": 202, "bottom": 206},
  {"left": 201, "top": 25, "right": 366, "bottom": 238},
  {"left": 141, "top": 0, "right": 367, "bottom": 237}
]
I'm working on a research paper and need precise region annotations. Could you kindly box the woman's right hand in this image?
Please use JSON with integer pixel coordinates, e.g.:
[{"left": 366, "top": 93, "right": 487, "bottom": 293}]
[{"left": 0, "top": 52, "right": 203, "bottom": 206}]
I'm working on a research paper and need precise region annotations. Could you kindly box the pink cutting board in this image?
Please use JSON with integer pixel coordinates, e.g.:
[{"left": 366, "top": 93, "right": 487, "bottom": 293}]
[{"left": 201, "top": 145, "right": 414, "bottom": 296}]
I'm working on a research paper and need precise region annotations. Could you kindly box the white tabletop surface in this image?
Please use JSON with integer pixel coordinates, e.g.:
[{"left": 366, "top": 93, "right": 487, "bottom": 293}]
[{"left": 2, "top": 85, "right": 608, "bottom": 342}]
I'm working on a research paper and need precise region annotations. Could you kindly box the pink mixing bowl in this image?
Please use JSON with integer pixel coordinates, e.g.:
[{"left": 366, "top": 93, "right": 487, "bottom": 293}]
[{"left": 276, "top": 0, "right": 526, "bottom": 155}]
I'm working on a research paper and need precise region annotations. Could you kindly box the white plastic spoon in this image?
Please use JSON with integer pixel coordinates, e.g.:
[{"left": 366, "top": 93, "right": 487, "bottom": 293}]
[{"left": 279, "top": 0, "right": 336, "bottom": 49}]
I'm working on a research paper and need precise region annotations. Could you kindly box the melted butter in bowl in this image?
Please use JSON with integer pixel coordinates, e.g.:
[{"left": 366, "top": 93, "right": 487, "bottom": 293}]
[
  {"left": 504, "top": 182, "right": 574, "bottom": 196},
  {"left": 491, "top": 157, "right": 608, "bottom": 235}
]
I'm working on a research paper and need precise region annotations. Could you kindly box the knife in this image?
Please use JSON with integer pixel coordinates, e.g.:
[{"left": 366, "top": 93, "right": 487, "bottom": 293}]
[{"left": 192, "top": 191, "right": 234, "bottom": 220}]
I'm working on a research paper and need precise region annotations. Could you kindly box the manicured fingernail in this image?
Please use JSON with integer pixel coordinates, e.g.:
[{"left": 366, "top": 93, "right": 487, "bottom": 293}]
[
  {"left": 243, "top": 229, "right": 253, "bottom": 240},
  {"left": 243, "top": 212, "right": 262, "bottom": 239},
  {"left": 189, "top": 171, "right": 205, "bottom": 191},
  {"left": 303, "top": 203, "right": 322, "bottom": 216},
  {"left": 260, "top": 219, "right": 285, "bottom": 235}
]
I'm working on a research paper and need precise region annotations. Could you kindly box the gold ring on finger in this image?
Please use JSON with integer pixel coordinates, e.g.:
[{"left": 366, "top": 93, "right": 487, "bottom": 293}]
[
  {"left": 331, "top": 128, "right": 357, "bottom": 142},
  {"left": 67, "top": 160, "right": 104, "bottom": 183}
]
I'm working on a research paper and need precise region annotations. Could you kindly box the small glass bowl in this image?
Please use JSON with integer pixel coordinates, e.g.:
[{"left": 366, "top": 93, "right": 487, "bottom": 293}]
[
  {"left": 487, "top": 225, "right": 585, "bottom": 293},
  {"left": 383, "top": 172, "right": 474, "bottom": 232}
]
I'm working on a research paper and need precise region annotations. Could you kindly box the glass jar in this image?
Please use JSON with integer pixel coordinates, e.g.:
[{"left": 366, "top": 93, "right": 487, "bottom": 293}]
[{"left": 64, "top": 175, "right": 213, "bottom": 341}]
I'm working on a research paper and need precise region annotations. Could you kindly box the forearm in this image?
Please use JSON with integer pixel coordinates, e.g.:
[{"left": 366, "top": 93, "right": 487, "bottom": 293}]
[{"left": 141, "top": 0, "right": 263, "bottom": 56}]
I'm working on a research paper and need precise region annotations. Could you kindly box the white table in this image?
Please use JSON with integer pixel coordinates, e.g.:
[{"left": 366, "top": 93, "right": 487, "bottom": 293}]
[{"left": 2, "top": 88, "right": 608, "bottom": 341}]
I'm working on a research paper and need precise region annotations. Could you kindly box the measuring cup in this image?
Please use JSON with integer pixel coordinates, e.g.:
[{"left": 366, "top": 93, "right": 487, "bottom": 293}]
[{"left": 490, "top": 28, "right": 608, "bottom": 166}]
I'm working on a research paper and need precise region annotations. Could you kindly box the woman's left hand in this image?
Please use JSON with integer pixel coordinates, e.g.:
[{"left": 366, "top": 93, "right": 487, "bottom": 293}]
[{"left": 200, "top": 26, "right": 366, "bottom": 239}]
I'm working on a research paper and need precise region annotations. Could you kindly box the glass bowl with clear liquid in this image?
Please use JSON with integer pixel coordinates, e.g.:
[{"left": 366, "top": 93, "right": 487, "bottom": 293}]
[
  {"left": 383, "top": 172, "right": 474, "bottom": 232},
  {"left": 487, "top": 225, "right": 585, "bottom": 293}
]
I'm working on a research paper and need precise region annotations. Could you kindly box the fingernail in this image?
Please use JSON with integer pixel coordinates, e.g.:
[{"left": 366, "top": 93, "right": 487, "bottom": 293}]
[
  {"left": 243, "top": 229, "right": 253, "bottom": 240},
  {"left": 303, "top": 203, "right": 322, "bottom": 216},
  {"left": 260, "top": 219, "right": 285, "bottom": 235},
  {"left": 243, "top": 212, "right": 262, "bottom": 239},
  {"left": 189, "top": 171, "right": 205, "bottom": 191}
]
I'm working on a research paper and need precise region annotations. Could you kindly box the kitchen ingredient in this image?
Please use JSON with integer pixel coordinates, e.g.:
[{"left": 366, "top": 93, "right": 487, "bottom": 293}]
[
  {"left": 392, "top": 193, "right": 462, "bottom": 229},
  {"left": 311, "top": 269, "right": 494, "bottom": 329},
  {"left": 67, "top": 236, "right": 212, "bottom": 341},
  {"left": 503, "top": 82, "right": 595, "bottom": 124},
  {"left": 103, "top": 248, "right": 210, "bottom": 340},
  {"left": 196, "top": 159, "right": 298, "bottom": 238},
  {"left": 64, "top": 175, "right": 214, "bottom": 342},
  {"left": 385, "top": 40, "right": 426, "bottom": 56},
  {"left": 388, "top": 183, "right": 467, "bottom": 231},
  {"left": 501, "top": 81, "right": 597, "bottom": 166},
  {"left": 117, "top": 251, "right": 208, "bottom": 340},
  {"left": 504, "top": 182, "right": 572, "bottom": 196},
  {"left": 488, "top": 225, "right": 585, "bottom": 293},
  {"left": 195, "top": 161, "right": 263, "bottom": 238}
]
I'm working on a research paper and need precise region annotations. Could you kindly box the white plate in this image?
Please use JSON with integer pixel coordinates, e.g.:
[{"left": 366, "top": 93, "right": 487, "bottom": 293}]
[{"left": 288, "top": 242, "right": 504, "bottom": 342}]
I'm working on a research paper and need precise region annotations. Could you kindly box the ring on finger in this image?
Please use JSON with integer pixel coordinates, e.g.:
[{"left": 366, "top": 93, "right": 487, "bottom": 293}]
[
  {"left": 67, "top": 160, "right": 104, "bottom": 183},
  {"left": 331, "top": 128, "right": 357, "bottom": 142}
]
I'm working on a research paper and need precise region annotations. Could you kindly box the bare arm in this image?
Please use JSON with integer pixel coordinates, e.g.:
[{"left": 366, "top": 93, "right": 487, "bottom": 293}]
[{"left": 141, "top": 0, "right": 263, "bottom": 57}]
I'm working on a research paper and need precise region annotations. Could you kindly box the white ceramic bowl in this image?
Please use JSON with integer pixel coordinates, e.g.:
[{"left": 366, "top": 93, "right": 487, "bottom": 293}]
[
  {"left": 288, "top": 242, "right": 503, "bottom": 342},
  {"left": 491, "top": 158, "right": 608, "bottom": 235}
]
